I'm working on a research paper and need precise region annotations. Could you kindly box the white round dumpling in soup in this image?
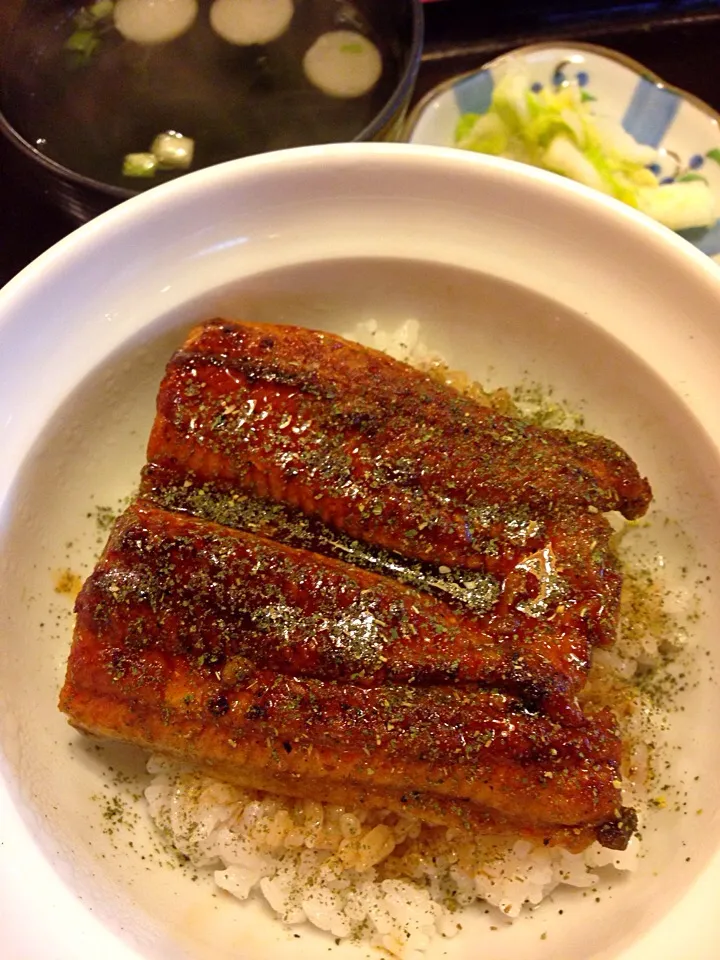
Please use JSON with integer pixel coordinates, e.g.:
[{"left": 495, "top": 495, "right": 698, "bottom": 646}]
[
  {"left": 114, "top": 0, "right": 198, "bottom": 45},
  {"left": 209, "top": 0, "right": 294, "bottom": 46},
  {"left": 303, "top": 30, "right": 382, "bottom": 99}
]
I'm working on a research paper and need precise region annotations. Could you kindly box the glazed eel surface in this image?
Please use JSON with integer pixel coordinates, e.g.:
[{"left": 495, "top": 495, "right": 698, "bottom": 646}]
[{"left": 60, "top": 319, "right": 652, "bottom": 852}]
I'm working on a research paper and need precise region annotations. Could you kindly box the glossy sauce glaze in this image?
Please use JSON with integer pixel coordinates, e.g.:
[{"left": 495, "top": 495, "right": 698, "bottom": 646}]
[{"left": 60, "top": 320, "right": 651, "bottom": 853}]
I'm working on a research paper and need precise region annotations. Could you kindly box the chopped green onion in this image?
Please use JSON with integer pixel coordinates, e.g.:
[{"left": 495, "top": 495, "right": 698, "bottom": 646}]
[
  {"left": 122, "top": 152, "right": 158, "bottom": 177},
  {"left": 73, "top": 1, "right": 114, "bottom": 30},
  {"left": 65, "top": 30, "right": 100, "bottom": 56},
  {"left": 122, "top": 131, "right": 195, "bottom": 179},
  {"left": 68, "top": 2, "right": 114, "bottom": 58},
  {"left": 73, "top": 10, "right": 96, "bottom": 30},
  {"left": 89, "top": 0, "right": 115, "bottom": 19},
  {"left": 151, "top": 131, "right": 195, "bottom": 169}
]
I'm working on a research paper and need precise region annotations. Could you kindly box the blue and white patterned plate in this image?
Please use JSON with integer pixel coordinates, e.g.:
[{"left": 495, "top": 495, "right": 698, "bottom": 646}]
[{"left": 405, "top": 42, "right": 720, "bottom": 260}]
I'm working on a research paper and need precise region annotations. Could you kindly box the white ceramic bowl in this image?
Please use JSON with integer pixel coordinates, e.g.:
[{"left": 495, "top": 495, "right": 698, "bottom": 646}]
[{"left": 1, "top": 143, "right": 720, "bottom": 960}]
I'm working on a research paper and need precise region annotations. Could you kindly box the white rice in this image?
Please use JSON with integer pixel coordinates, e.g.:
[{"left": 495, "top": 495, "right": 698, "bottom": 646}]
[
  {"left": 350, "top": 317, "right": 431, "bottom": 363},
  {"left": 142, "top": 319, "right": 675, "bottom": 956},
  {"left": 145, "top": 756, "right": 640, "bottom": 958}
]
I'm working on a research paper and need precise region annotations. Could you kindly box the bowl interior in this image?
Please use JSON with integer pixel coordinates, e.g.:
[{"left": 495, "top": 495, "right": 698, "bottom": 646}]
[{"left": 2, "top": 252, "right": 720, "bottom": 960}]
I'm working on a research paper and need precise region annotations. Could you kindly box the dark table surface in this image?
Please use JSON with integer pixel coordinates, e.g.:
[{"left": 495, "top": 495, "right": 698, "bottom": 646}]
[{"left": 2, "top": 4, "right": 720, "bottom": 289}]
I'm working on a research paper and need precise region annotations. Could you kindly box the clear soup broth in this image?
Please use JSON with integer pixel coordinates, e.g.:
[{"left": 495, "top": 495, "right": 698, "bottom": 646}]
[{"left": 2, "top": 0, "right": 408, "bottom": 190}]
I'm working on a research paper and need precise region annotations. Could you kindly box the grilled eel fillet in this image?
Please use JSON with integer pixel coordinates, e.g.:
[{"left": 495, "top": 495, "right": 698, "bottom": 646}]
[
  {"left": 140, "top": 462, "right": 624, "bottom": 651},
  {"left": 60, "top": 320, "right": 651, "bottom": 852},
  {"left": 60, "top": 501, "right": 635, "bottom": 852},
  {"left": 147, "top": 319, "right": 651, "bottom": 541},
  {"left": 145, "top": 320, "right": 650, "bottom": 645}
]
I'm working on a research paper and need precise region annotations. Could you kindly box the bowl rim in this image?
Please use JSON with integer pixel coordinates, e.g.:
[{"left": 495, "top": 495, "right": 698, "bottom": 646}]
[
  {"left": 402, "top": 39, "right": 720, "bottom": 142},
  {"left": 0, "top": 0, "right": 424, "bottom": 203},
  {"left": 4, "top": 139, "right": 720, "bottom": 310}
]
